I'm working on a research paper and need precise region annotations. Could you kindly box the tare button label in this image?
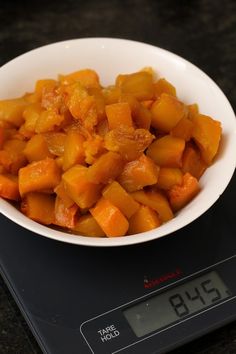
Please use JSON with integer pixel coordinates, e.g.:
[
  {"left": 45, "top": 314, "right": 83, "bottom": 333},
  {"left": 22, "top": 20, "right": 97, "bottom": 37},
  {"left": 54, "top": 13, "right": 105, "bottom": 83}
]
[{"left": 98, "top": 324, "right": 120, "bottom": 343}]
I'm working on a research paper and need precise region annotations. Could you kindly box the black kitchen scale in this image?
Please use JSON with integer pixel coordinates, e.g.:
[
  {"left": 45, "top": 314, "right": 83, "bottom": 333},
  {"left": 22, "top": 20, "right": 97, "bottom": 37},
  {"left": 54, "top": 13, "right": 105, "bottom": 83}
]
[{"left": 0, "top": 174, "right": 235, "bottom": 354}]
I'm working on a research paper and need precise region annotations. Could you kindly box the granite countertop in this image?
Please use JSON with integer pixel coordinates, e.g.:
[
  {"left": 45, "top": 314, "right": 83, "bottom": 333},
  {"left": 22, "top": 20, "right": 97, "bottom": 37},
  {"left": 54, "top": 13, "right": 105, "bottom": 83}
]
[{"left": 0, "top": 0, "right": 236, "bottom": 353}]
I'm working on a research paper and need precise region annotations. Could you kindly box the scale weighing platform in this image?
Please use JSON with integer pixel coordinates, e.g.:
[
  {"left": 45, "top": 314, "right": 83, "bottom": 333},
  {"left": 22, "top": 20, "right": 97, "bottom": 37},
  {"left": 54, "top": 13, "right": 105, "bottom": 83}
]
[{"left": 0, "top": 175, "right": 235, "bottom": 354}]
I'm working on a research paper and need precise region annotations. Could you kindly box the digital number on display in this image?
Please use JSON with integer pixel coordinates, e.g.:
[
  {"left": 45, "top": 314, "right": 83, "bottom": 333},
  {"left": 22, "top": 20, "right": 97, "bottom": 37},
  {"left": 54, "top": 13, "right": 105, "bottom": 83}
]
[{"left": 123, "top": 271, "right": 231, "bottom": 337}]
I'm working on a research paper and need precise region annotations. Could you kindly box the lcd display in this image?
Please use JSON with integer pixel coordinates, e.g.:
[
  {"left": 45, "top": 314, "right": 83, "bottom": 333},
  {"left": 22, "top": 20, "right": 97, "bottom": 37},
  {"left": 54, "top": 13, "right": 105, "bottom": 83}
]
[{"left": 123, "top": 271, "right": 231, "bottom": 337}]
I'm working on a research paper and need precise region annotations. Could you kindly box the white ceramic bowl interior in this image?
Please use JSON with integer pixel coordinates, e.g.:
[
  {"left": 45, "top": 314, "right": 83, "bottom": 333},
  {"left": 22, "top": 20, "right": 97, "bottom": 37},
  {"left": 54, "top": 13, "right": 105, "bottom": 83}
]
[{"left": 0, "top": 38, "right": 236, "bottom": 247}]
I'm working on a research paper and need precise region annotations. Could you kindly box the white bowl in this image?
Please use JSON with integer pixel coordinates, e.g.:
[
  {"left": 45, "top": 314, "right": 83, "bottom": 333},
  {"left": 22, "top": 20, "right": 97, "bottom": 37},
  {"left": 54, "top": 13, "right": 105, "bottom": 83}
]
[{"left": 0, "top": 38, "right": 236, "bottom": 247}]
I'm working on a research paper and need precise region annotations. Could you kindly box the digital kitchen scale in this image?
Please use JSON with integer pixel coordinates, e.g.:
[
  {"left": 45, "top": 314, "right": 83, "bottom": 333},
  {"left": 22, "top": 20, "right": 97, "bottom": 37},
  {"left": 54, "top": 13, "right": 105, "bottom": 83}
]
[{"left": 0, "top": 175, "right": 235, "bottom": 354}]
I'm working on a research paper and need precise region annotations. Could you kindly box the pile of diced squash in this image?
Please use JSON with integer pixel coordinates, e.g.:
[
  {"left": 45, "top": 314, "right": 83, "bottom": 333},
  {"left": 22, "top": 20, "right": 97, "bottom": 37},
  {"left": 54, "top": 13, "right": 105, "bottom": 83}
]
[{"left": 0, "top": 68, "right": 222, "bottom": 237}]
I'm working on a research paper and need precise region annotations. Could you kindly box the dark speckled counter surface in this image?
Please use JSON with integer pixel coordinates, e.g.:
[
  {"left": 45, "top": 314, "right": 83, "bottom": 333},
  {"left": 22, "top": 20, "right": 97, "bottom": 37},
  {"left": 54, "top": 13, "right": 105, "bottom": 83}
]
[{"left": 0, "top": 0, "right": 236, "bottom": 353}]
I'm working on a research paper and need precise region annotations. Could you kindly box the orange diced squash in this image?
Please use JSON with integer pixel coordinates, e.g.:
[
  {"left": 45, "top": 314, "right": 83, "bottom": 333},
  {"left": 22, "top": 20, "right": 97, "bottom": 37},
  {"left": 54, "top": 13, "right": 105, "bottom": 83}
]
[
  {"left": 192, "top": 114, "right": 222, "bottom": 165},
  {"left": 118, "top": 154, "right": 159, "bottom": 192},
  {"left": 87, "top": 151, "right": 124, "bottom": 184},
  {"left": 21, "top": 192, "right": 55, "bottom": 225},
  {"left": 170, "top": 117, "right": 193, "bottom": 141},
  {"left": 24, "top": 134, "right": 53, "bottom": 162},
  {"left": 153, "top": 78, "right": 176, "bottom": 98},
  {"left": 59, "top": 69, "right": 100, "bottom": 89},
  {"left": 131, "top": 190, "right": 173, "bottom": 222},
  {"left": 73, "top": 214, "right": 105, "bottom": 237},
  {"left": 0, "top": 139, "right": 27, "bottom": 175},
  {"left": 90, "top": 197, "right": 129, "bottom": 237},
  {"left": 147, "top": 135, "right": 185, "bottom": 168},
  {"left": 23, "top": 103, "right": 43, "bottom": 132},
  {"left": 105, "top": 102, "right": 133, "bottom": 129},
  {"left": 128, "top": 205, "right": 161, "bottom": 234},
  {"left": 117, "top": 71, "right": 154, "bottom": 100},
  {"left": 63, "top": 130, "right": 85, "bottom": 170},
  {"left": 19, "top": 158, "right": 61, "bottom": 196},
  {"left": 151, "top": 93, "right": 186, "bottom": 132},
  {"left": 188, "top": 103, "right": 199, "bottom": 120},
  {"left": 54, "top": 181, "right": 75, "bottom": 208},
  {"left": 43, "top": 132, "right": 66, "bottom": 156},
  {"left": 0, "top": 127, "right": 5, "bottom": 149},
  {"left": 0, "top": 174, "right": 20, "bottom": 201},
  {"left": 104, "top": 126, "right": 154, "bottom": 161},
  {"left": 35, "top": 79, "right": 58, "bottom": 100},
  {"left": 62, "top": 165, "right": 101, "bottom": 208},
  {"left": 54, "top": 196, "right": 78, "bottom": 229},
  {"left": 182, "top": 145, "right": 207, "bottom": 180},
  {"left": 157, "top": 167, "right": 183, "bottom": 190},
  {"left": 35, "top": 110, "right": 64, "bottom": 133},
  {"left": 102, "top": 181, "right": 139, "bottom": 218},
  {"left": 0, "top": 98, "right": 28, "bottom": 127},
  {"left": 168, "top": 172, "right": 200, "bottom": 211},
  {"left": 102, "top": 85, "right": 121, "bottom": 104}
]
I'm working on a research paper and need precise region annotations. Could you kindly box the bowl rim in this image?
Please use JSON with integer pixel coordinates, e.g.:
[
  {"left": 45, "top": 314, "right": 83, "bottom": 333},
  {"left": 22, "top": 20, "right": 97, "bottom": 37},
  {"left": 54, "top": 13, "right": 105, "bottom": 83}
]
[{"left": 0, "top": 37, "right": 236, "bottom": 247}]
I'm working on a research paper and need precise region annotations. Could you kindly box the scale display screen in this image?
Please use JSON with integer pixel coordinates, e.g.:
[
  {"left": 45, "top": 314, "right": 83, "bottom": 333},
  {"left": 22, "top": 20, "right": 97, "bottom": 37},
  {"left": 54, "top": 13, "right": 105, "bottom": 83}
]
[{"left": 123, "top": 271, "right": 231, "bottom": 337}]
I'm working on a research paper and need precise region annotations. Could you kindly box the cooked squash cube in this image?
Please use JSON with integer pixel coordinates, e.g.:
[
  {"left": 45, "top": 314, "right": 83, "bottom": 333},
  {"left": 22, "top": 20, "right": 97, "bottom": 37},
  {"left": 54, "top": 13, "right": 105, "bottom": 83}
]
[
  {"left": 105, "top": 102, "right": 133, "bottom": 130},
  {"left": 19, "top": 158, "right": 61, "bottom": 196},
  {"left": 24, "top": 134, "right": 53, "bottom": 162},
  {"left": 23, "top": 103, "right": 43, "bottom": 132},
  {"left": 192, "top": 114, "right": 222, "bottom": 165},
  {"left": 128, "top": 205, "right": 161, "bottom": 234},
  {"left": 21, "top": 192, "right": 55, "bottom": 225},
  {"left": 131, "top": 190, "right": 173, "bottom": 222},
  {"left": 153, "top": 78, "right": 176, "bottom": 98},
  {"left": 73, "top": 214, "right": 105, "bottom": 237},
  {"left": 62, "top": 165, "right": 101, "bottom": 208},
  {"left": 63, "top": 130, "right": 85, "bottom": 170},
  {"left": 35, "top": 110, "right": 64, "bottom": 133},
  {"left": 102, "top": 181, "right": 139, "bottom": 218},
  {"left": 118, "top": 154, "right": 159, "bottom": 192},
  {"left": 90, "top": 197, "right": 129, "bottom": 237},
  {"left": 151, "top": 93, "right": 186, "bottom": 132},
  {"left": 168, "top": 172, "right": 200, "bottom": 211},
  {"left": 170, "top": 117, "right": 193, "bottom": 141},
  {"left": 54, "top": 181, "right": 74, "bottom": 208},
  {"left": 59, "top": 69, "right": 100, "bottom": 89},
  {"left": 182, "top": 145, "right": 207, "bottom": 180},
  {"left": 117, "top": 71, "right": 154, "bottom": 100},
  {"left": 0, "top": 174, "right": 20, "bottom": 201},
  {"left": 157, "top": 167, "right": 183, "bottom": 190},
  {"left": 87, "top": 151, "right": 124, "bottom": 184},
  {"left": 54, "top": 196, "right": 78, "bottom": 229},
  {"left": 146, "top": 135, "right": 185, "bottom": 168},
  {"left": 0, "top": 98, "right": 28, "bottom": 127}
]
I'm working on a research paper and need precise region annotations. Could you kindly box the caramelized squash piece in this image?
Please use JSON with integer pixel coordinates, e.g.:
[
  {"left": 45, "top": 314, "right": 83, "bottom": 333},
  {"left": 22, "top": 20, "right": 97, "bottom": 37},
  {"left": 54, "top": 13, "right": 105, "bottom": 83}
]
[
  {"left": 170, "top": 117, "right": 193, "bottom": 141},
  {"left": 35, "top": 79, "right": 58, "bottom": 100},
  {"left": 118, "top": 154, "right": 159, "bottom": 192},
  {"left": 153, "top": 78, "right": 176, "bottom": 98},
  {"left": 188, "top": 103, "right": 199, "bottom": 120},
  {"left": 182, "top": 145, "right": 207, "bottom": 180},
  {"left": 0, "top": 174, "right": 20, "bottom": 201},
  {"left": 63, "top": 130, "right": 85, "bottom": 170},
  {"left": 168, "top": 173, "right": 200, "bottom": 211},
  {"left": 23, "top": 103, "right": 43, "bottom": 132},
  {"left": 90, "top": 197, "right": 129, "bottom": 237},
  {"left": 102, "top": 181, "right": 139, "bottom": 218},
  {"left": 73, "top": 214, "right": 105, "bottom": 237},
  {"left": 0, "top": 98, "right": 28, "bottom": 127},
  {"left": 192, "top": 114, "right": 222, "bottom": 165},
  {"left": 62, "top": 165, "right": 101, "bottom": 208},
  {"left": 151, "top": 94, "right": 186, "bottom": 132},
  {"left": 128, "top": 205, "right": 161, "bottom": 234},
  {"left": 131, "top": 190, "right": 173, "bottom": 222},
  {"left": 157, "top": 167, "right": 183, "bottom": 190},
  {"left": 24, "top": 134, "right": 53, "bottom": 162},
  {"left": 59, "top": 69, "right": 100, "bottom": 89},
  {"left": 21, "top": 192, "right": 55, "bottom": 225},
  {"left": 54, "top": 181, "right": 75, "bottom": 208},
  {"left": 0, "top": 139, "right": 27, "bottom": 175},
  {"left": 35, "top": 110, "right": 64, "bottom": 133},
  {"left": 54, "top": 196, "right": 78, "bottom": 229},
  {"left": 19, "top": 158, "right": 61, "bottom": 196},
  {"left": 44, "top": 132, "right": 66, "bottom": 156},
  {"left": 116, "top": 71, "right": 154, "bottom": 100},
  {"left": 87, "top": 151, "right": 124, "bottom": 184},
  {"left": 105, "top": 102, "right": 133, "bottom": 129},
  {"left": 104, "top": 126, "right": 154, "bottom": 161},
  {"left": 147, "top": 135, "right": 185, "bottom": 168}
]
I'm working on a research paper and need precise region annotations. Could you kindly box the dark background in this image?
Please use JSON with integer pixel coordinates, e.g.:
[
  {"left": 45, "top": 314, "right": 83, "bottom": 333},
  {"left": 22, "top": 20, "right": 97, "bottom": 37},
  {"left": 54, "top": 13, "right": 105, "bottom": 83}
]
[{"left": 0, "top": 0, "right": 236, "bottom": 353}]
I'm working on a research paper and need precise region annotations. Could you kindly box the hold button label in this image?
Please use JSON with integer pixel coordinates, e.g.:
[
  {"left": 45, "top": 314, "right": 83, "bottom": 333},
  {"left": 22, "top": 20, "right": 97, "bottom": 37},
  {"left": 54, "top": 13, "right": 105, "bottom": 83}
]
[{"left": 98, "top": 324, "right": 120, "bottom": 343}]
